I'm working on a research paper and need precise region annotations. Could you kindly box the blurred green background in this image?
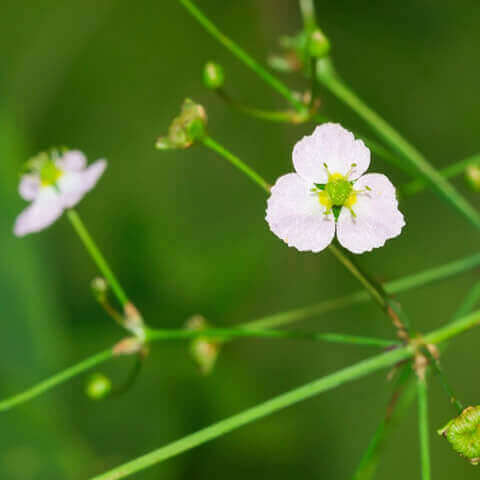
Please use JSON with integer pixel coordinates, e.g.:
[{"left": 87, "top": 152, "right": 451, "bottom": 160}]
[{"left": 1, "top": 1, "right": 479, "bottom": 478}]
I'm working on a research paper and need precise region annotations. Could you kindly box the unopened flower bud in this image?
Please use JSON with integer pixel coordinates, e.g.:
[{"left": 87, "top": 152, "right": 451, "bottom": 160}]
[
  {"left": 156, "top": 99, "right": 207, "bottom": 150},
  {"left": 124, "top": 302, "right": 145, "bottom": 339},
  {"left": 268, "top": 54, "right": 302, "bottom": 73},
  {"left": 85, "top": 373, "right": 111, "bottom": 400},
  {"left": 438, "top": 406, "right": 480, "bottom": 465},
  {"left": 186, "top": 315, "right": 220, "bottom": 375},
  {"left": 91, "top": 277, "right": 108, "bottom": 302},
  {"left": 113, "top": 337, "right": 144, "bottom": 356},
  {"left": 308, "top": 29, "right": 330, "bottom": 58},
  {"left": 465, "top": 163, "right": 480, "bottom": 192},
  {"left": 203, "top": 62, "right": 224, "bottom": 89}
]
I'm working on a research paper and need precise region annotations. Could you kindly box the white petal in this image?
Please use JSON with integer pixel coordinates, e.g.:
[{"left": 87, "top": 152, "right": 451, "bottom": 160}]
[
  {"left": 14, "top": 188, "right": 64, "bottom": 237},
  {"left": 58, "top": 159, "right": 107, "bottom": 208},
  {"left": 336, "top": 173, "right": 405, "bottom": 254},
  {"left": 19, "top": 174, "right": 41, "bottom": 201},
  {"left": 293, "top": 123, "right": 370, "bottom": 183},
  {"left": 56, "top": 150, "right": 87, "bottom": 172},
  {"left": 266, "top": 173, "right": 335, "bottom": 253}
]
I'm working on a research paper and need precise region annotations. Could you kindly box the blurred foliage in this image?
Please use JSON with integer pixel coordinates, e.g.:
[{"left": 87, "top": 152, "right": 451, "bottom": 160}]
[{"left": 1, "top": 1, "right": 479, "bottom": 479}]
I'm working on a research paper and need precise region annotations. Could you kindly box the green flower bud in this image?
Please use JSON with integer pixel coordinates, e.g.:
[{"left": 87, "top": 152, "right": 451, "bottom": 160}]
[
  {"left": 91, "top": 277, "right": 108, "bottom": 302},
  {"left": 203, "top": 62, "right": 224, "bottom": 89},
  {"left": 438, "top": 406, "right": 480, "bottom": 465},
  {"left": 465, "top": 163, "right": 480, "bottom": 192},
  {"left": 308, "top": 29, "right": 330, "bottom": 58},
  {"left": 156, "top": 99, "right": 207, "bottom": 150},
  {"left": 186, "top": 315, "right": 220, "bottom": 375},
  {"left": 85, "top": 373, "right": 111, "bottom": 400}
]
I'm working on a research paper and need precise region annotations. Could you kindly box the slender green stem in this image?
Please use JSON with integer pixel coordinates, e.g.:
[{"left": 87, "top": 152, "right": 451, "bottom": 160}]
[
  {"left": 67, "top": 209, "right": 129, "bottom": 307},
  {"left": 351, "top": 280, "right": 480, "bottom": 479},
  {"left": 111, "top": 355, "right": 144, "bottom": 397},
  {"left": 352, "top": 367, "right": 416, "bottom": 480},
  {"left": 315, "top": 58, "right": 480, "bottom": 230},
  {"left": 417, "top": 376, "right": 431, "bottom": 480},
  {"left": 146, "top": 327, "right": 397, "bottom": 348},
  {"left": 2, "top": 264, "right": 477, "bottom": 413},
  {"left": 91, "top": 347, "right": 413, "bottom": 480},
  {"left": 179, "top": 0, "right": 306, "bottom": 113},
  {"left": 453, "top": 281, "right": 480, "bottom": 319},
  {"left": 0, "top": 349, "right": 113, "bottom": 412},
  {"left": 91, "top": 308, "right": 480, "bottom": 480},
  {"left": 201, "top": 136, "right": 271, "bottom": 193},
  {"left": 425, "top": 351, "right": 463, "bottom": 414},
  {"left": 299, "top": 0, "right": 317, "bottom": 32},
  {"left": 328, "top": 243, "right": 387, "bottom": 309},
  {"left": 402, "top": 154, "right": 480, "bottom": 196},
  {"left": 0, "top": 328, "right": 394, "bottom": 413}
]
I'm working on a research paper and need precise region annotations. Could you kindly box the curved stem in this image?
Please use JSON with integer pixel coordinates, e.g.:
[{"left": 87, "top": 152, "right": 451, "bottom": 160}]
[
  {"left": 179, "top": 0, "right": 306, "bottom": 113},
  {"left": 0, "top": 349, "right": 113, "bottom": 412},
  {"left": 67, "top": 209, "right": 130, "bottom": 307},
  {"left": 90, "top": 308, "right": 480, "bottom": 480},
  {"left": 215, "top": 89, "right": 311, "bottom": 124}
]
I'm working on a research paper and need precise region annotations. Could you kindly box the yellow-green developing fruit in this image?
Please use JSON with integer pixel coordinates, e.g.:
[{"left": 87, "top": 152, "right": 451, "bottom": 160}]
[
  {"left": 309, "top": 29, "right": 330, "bottom": 58},
  {"left": 203, "top": 62, "right": 224, "bottom": 90},
  {"left": 438, "top": 406, "right": 480, "bottom": 465},
  {"left": 85, "top": 373, "right": 112, "bottom": 400},
  {"left": 465, "top": 164, "right": 480, "bottom": 192}
]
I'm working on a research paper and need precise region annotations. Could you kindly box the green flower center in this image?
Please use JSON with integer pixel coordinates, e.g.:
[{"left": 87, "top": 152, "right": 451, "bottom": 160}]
[
  {"left": 40, "top": 161, "right": 62, "bottom": 187},
  {"left": 324, "top": 173, "right": 353, "bottom": 206},
  {"left": 317, "top": 173, "right": 357, "bottom": 217}
]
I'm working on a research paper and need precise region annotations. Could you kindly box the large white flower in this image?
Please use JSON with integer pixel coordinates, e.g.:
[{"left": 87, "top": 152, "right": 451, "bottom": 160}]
[
  {"left": 266, "top": 123, "right": 405, "bottom": 254},
  {"left": 14, "top": 150, "right": 107, "bottom": 237}
]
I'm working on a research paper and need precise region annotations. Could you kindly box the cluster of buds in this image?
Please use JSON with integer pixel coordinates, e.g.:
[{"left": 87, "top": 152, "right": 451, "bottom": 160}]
[
  {"left": 156, "top": 99, "right": 207, "bottom": 150},
  {"left": 268, "top": 28, "right": 330, "bottom": 74},
  {"left": 438, "top": 406, "right": 480, "bottom": 465},
  {"left": 185, "top": 315, "right": 220, "bottom": 375}
]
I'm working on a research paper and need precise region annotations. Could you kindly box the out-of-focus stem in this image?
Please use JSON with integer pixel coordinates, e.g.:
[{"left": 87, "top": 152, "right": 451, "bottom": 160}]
[{"left": 67, "top": 210, "right": 129, "bottom": 307}]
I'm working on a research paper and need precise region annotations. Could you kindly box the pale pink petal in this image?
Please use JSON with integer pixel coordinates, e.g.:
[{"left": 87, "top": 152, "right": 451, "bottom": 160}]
[
  {"left": 19, "top": 174, "right": 41, "bottom": 201},
  {"left": 14, "top": 188, "right": 64, "bottom": 237},
  {"left": 266, "top": 173, "right": 335, "bottom": 253},
  {"left": 293, "top": 123, "right": 370, "bottom": 183},
  {"left": 336, "top": 173, "right": 405, "bottom": 254},
  {"left": 58, "top": 159, "right": 107, "bottom": 208},
  {"left": 56, "top": 150, "right": 87, "bottom": 172}
]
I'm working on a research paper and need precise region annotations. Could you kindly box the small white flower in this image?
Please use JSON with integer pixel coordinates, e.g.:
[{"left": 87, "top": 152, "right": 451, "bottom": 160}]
[
  {"left": 266, "top": 123, "right": 405, "bottom": 254},
  {"left": 14, "top": 150, "right": 107, "bottom": 237}
]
